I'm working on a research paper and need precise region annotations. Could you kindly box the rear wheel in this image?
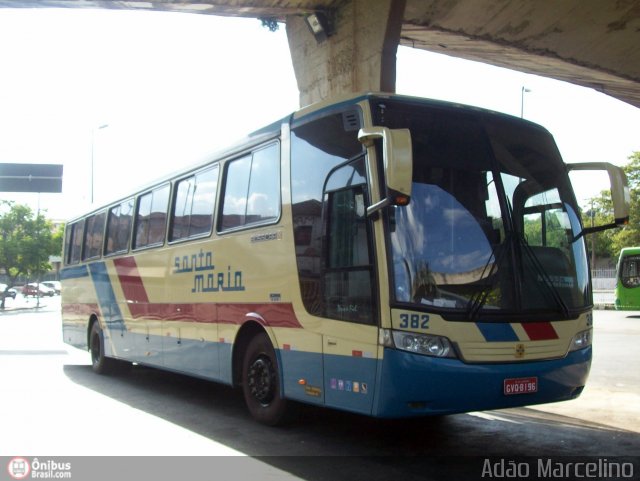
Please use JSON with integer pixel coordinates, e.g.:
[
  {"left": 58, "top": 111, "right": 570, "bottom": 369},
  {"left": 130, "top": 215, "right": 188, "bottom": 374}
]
[
  {"left": 242, "top": 333, "right": 292, "bottom": 426},
  {"left": 89, "top": 321, "right": 119, "bottom": 374}
]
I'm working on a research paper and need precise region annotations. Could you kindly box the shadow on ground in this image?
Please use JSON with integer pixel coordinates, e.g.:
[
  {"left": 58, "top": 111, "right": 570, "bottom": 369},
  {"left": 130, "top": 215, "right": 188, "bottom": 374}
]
[{"left": 63, "top": 363, "right": 640, "bottom": 481}]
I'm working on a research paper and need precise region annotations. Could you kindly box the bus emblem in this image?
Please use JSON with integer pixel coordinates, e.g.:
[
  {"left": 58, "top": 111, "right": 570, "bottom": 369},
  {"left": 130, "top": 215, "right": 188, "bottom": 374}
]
[{"left": 515, "top": 343, "right": 525, "bottom": 359}]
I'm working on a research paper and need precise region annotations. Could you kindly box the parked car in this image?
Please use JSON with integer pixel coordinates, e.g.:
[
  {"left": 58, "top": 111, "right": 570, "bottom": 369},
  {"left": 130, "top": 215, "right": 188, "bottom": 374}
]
[
  {"left": 42, "top": 281, "right": 61, "bottom": 295},
  {"left": 9, "top": 286, "right": 23, "bottom": 297},
  {"left": 0, "top": 283, "right": 16, "bottom": 299},
  {"left": 22, "top": 283, "right": 55, "bottom": 297}
]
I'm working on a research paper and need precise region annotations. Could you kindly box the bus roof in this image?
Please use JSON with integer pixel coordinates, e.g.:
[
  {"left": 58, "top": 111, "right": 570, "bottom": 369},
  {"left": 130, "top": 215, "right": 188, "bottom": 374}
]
[
  {"left": 619, "top": 247, "right": 640, "bottom": 256},
  {"left": 67, "top": 91, "right": 551, "bottom": 222}
]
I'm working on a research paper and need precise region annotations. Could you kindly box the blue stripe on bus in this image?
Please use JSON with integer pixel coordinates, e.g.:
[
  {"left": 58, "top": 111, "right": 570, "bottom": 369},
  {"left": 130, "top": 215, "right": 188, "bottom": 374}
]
[
  {"left": 88, "top": 262, "right": 126, "bottom": 332},
  {"left": 476, "top": 322, "right": 519, "bottom": 342},
  {"left": 60, "top": 264, "right": 89, "bottom": 280}
]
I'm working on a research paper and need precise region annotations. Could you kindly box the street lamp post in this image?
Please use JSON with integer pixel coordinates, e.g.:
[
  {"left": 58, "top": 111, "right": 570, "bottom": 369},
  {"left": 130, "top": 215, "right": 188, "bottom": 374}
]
[
  {"left": 91, "top": 123, "right": 109, "bottom": 204},
  {"left": 520, "top": 87, "right": 531, "bottom": 118}
]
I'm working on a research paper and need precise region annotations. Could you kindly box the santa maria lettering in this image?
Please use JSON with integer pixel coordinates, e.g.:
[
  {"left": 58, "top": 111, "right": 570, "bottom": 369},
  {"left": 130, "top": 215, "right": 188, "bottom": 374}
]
[{"left": 173, "top": 249, "right": 245, "bottom": 293}]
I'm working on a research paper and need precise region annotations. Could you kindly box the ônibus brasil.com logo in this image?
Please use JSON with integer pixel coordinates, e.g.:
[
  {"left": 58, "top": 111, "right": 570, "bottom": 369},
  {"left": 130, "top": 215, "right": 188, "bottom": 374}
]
[
  {"left": 7, "top": 457, "right": 30, "bottom": 480},
  {"left": 7, "top": 457, "right": 72, "bottom": 479}
]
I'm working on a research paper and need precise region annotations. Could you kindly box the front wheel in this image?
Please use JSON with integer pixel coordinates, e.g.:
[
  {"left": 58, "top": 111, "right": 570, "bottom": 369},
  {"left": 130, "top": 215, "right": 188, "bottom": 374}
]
[{"left": 242, "top": 333, "right": 293, "bottom": 426}]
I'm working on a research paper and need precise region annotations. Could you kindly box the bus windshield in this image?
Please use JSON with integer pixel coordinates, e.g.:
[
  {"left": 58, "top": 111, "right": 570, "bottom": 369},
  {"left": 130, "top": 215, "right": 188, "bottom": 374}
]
[
  {"left": 620, "top": 254, "right": 640, "bottom": 289},
  {"left": 376, "top": 100, "right": 590, "bottom": 319}
]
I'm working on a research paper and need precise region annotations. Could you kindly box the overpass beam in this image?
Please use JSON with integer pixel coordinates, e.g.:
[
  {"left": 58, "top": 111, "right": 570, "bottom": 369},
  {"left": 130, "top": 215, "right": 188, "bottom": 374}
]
[{"left": 286, "top": 0, "right": 406, "bottom": 107}]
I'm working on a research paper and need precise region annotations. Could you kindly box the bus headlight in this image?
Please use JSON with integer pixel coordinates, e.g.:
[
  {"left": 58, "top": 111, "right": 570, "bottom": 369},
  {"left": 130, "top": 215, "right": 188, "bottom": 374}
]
[
  {"left": 391, "top": 331, "right": 456, "bottom": 358},
  {"left": 569, "top": 329, "right": 592, "bottom": 352}
]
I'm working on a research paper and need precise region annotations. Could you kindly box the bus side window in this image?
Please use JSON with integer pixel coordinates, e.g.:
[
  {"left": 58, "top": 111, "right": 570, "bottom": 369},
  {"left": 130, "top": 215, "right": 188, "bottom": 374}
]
[
  {"left": 220, "top": 143, "right": 280, "bottom": 232},
  {"left": 65, "top": 220, "right": 85, "bottom": 265},
  {"left": 169, "top": 166, "right": 218, "bottom": 242},
  {"left": 82, "top": 212, "right": 105, "bottom": 261},
  {"left": 105, "top": 199, "right": 134, "bottom": 256},
  {"left": 63, "top": 225, "right": 73, "bottom": 265},
  {"left": 134, "top": 184, "right": 170, "bottom": 249}
]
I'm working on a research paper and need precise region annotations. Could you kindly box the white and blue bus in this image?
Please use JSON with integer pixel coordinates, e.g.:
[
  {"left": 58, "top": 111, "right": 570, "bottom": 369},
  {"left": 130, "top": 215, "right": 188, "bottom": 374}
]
[{"left": 61, "top": 93, "right": 629, "bottom": 425}]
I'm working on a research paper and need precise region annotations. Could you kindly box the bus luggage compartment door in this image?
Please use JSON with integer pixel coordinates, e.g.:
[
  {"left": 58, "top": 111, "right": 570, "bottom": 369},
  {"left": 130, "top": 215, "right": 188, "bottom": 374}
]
[{"left": 322, "top": 325, "right": 378, "bottom": 415}]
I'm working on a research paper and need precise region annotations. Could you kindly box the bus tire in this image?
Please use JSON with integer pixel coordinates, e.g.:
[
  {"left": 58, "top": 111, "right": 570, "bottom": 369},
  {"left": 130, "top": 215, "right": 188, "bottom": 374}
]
[
  {"left": 242, "top": 332, "right": 291, "bottom": 426},
  {"left": 89, "top": 321, "right": 118, "bottom": 375}
]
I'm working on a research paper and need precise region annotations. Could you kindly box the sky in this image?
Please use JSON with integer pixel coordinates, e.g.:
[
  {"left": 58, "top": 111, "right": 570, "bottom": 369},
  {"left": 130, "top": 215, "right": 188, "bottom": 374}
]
[{"left": 1, "top": 8, "right": 639, "bottom": 221}]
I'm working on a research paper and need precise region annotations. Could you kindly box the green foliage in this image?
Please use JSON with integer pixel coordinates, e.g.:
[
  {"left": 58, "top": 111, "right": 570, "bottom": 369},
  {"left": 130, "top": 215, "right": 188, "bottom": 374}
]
[
  {"left": 0, "top": 201, "right": 63, "bottom": 286},
  {"left": 260, "top": 17, "right": 279, "bottom": 32},
  {"left": 623, "top": 151, "right": 640, "bottom": 189},
  {"left": 523, "top": 209, "right": 568, "bottom": 249},
  {"left": 609, "top": 152, "right": 640, "bottom": 257}
]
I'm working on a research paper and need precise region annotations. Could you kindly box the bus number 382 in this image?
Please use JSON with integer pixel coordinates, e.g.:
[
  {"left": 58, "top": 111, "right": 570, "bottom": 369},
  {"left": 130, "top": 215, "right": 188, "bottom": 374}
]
[{"left": 399, "top": 313, "right": 430, "bottom": 329}]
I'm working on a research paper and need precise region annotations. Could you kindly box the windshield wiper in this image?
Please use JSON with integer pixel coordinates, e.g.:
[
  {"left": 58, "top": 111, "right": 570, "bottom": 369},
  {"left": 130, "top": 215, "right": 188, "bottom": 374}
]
[
  {"left": 466, "top": 235, "right": 511, "bottom": 321},
  {"left": 515, "top": 234, "right": 571, "bottom": 318},
  {"left": 465, "top": 233, "right": 571, "bottom": 320}
]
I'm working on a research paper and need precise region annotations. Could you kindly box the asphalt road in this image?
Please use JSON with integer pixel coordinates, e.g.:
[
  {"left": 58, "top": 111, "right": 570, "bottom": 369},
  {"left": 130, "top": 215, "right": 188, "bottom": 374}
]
[{"left": 1, "top": 297, "right": 639, "bottom": 480}]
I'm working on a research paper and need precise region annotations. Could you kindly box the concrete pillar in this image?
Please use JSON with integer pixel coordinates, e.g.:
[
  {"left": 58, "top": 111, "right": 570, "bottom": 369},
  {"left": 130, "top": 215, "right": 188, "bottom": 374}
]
[{"left": 286, "top": 0, "right": 406, "bottom": 107}]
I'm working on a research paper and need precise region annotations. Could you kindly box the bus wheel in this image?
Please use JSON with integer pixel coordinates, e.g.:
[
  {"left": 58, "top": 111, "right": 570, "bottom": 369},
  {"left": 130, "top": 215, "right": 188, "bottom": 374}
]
[
  {"left": 89, "top": 322, "right": 117, "bottom": 375},
  {"left": 242, "top": 333, "right": 291, "bottom": 426}
]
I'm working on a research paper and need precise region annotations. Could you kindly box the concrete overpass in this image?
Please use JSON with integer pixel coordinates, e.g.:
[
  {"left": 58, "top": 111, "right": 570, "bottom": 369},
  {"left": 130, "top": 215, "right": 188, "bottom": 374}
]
[{"left": 2, "top": 0, "right": 639, "bottom": 109}]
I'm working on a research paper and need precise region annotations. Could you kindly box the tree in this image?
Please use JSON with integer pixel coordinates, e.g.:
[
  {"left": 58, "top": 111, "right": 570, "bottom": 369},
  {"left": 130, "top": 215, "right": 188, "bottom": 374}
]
[
  {"left": 583, "top": 190, "right": 616, "bottom": 260},
  {"left": 0, "top": 201, "right": 63, "bottom": 305}
]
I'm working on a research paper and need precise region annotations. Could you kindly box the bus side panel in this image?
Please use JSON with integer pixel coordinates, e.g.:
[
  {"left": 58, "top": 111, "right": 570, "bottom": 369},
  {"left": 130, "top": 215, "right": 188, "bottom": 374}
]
[
  {"left": 615, "top": 285, "right": 640, "bottom": 310},
  {"left": 321, "top": 323, "right": 380, "bottom": 415},
  {"left": 61, "top": 266, "right": 93, "bottom": 350},
  {"left": 615, "top": 249, "right": 640, "bottom": 310},
  {"left": 87, "top": 261, "right": 132, "bottom": 359},
  {"left": 113, "top": 253, "right": 165, "bottom": 366},
  {"left": 276, "top": 329, "right": 324, "bottom": 405},
  {"left": 61, "top": 264, "right": 100, "bottom": 351},
  {"left": 163, "top": 321, "right": 221, "bottom": 380},
  {"left": 112, "top": 250, "right": 223, "bottom": 377},
  {"left": 322, "top": 351, "right": 378, "bottom": 414}
]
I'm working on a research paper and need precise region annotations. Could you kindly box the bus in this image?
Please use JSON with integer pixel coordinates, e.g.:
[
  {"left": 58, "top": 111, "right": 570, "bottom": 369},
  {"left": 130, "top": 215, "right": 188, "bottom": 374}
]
[
  {"left": 61, "top": 93, "right": 630, "bottom": 425},
  {"left": 615, "top": 247, "right": 640, "bottom": 310}
]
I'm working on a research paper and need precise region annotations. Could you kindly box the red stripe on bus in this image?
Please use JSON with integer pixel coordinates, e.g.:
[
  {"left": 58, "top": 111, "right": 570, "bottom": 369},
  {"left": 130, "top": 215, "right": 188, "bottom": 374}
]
[
  {"left": 64, "top": 301, "right": 303, "bottom": 329},
  {"left": 113, "top": 257, "right": 149, "bottom": 304},
  {"left": 217, "top": 303, "right": 303, "bottom": 328},
  {"left": 110, "top": 259, "right": 302, "bottom": 327},
  {"left": 62, "top": 303, "right": 99, "bottom": 316},
  {"left": 522, "top": 322, "right": 559, "bottom": 341}
]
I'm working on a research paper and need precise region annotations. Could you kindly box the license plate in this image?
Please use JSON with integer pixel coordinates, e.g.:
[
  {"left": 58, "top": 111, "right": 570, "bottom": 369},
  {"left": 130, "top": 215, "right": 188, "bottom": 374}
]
[{"left": 503, "top": 377, "right": 538, "bottom": 395}]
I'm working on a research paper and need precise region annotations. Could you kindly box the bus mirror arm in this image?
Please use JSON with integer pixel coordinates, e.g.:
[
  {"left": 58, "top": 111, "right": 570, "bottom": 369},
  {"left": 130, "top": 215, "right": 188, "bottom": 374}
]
[
  {"left": 366, "top": 197, "right": 391, "bottom": 217},
  {"left": 574, "top": 221, "right": 626, "bottom": 242}
]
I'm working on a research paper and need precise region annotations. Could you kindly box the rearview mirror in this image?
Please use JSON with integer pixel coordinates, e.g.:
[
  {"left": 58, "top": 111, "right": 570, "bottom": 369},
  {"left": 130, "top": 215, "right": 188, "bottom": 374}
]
[
  {"left": 568, "top": 162, "right": 630, "bottom": 237},
  {"left": 358, "top": 127, "right": 412, "bottom": 215}
]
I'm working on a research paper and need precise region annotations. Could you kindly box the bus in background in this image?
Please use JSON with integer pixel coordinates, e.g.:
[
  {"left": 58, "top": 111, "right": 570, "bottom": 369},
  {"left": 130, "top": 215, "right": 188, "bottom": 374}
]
[
  {"left": 615, "top": 247, "right": 640, "bottom": 310},
  {"left": 60, "top": 93, "right": 630, "bottom": 425}
]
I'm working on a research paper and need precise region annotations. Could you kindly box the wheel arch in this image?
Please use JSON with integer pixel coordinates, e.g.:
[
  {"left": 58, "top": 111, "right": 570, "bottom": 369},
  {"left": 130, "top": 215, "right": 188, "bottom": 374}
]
[{"left": 231, "top": 320, "right": 277, "bottom": 388}]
